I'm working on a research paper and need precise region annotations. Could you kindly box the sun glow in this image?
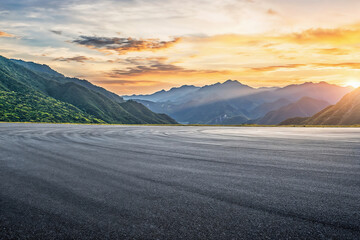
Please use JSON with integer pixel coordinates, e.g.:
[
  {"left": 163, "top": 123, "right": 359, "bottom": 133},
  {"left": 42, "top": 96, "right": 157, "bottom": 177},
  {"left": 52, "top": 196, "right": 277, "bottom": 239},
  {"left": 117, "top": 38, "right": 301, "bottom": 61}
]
[{"left": 346, "top": 79, "right": 360, "bottom": 88}]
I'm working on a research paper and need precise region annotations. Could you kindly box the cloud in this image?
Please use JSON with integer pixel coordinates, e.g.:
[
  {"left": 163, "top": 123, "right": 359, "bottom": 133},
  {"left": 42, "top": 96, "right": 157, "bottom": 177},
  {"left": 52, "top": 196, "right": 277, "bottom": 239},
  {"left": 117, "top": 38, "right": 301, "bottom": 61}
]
[
  {"left": 249, "top": 62, "right": 360, "bottom": 72},
  {"left": 187, "top": 23, "right": 360, "bottom": 49},
  {"left": 50, "top": 30, "right": 62, "bottom": 35},
  {"left": 0, "top": 48, "right": 14, "bottom": 53},
  {"left": 266, "top": 9, "right": 278, "bottom": 15},
  {"left": 0, "top": 0, "right": 101, "bottom": 10},
  {"left": 315, "top": 48, "right": 350, "bottom": 55},
  {"left": 53, "top": 56, "right": 93, "bottom": 63},
  {"left": 119, "top": 57, "right": 169, "bottom": 65},
  {"left": 286, "top": 25, "right": 360, "bottom": 44},
  {"left": 251, "top": 64, "right": 305, "bottom": 72},
  {"left": 313, "top": 62, "right": 360, "bottom": 69},
  {"left": 92, "top": 79, "right": 161, "bottom": 85},
  {"left": 0, "top": 31, "right": 14, "bottom": 37},
  {"left": 72, "top": 36, "right": 181, "bottom": 54},
  {"left": 108, "top": 62, "right": 226, "bottom": 77}
]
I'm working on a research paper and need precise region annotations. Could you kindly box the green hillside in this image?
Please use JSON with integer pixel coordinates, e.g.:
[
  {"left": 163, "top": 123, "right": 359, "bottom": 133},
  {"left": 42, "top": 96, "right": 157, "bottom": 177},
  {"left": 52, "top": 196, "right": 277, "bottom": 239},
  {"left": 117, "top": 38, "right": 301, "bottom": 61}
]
[
  {"left": 0, "top": 91, "right": 103, "bottom": 123},
  {"left": 0, "top": 55, "right": 177, "bottom": 124},
  {"left": 12, "top": 59, "right": 124, "bottom": 103},
  {"left": 47, "top": 82, "right": 141, "bottom": 123}
]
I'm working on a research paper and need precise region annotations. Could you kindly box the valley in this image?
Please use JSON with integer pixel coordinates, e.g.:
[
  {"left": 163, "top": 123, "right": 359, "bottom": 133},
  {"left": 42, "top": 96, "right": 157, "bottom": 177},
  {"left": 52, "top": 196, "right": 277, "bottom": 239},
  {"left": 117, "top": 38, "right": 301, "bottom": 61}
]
[{"left": 124, "top": 80, "right": 354, "bottom": 125}]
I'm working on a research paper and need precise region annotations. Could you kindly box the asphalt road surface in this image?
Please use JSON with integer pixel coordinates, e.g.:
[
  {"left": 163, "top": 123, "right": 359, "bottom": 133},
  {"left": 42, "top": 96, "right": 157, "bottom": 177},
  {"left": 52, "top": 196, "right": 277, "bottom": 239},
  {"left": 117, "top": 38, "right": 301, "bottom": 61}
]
[{"left": 1, "top": 123, "right": 360, "bottom": 239}]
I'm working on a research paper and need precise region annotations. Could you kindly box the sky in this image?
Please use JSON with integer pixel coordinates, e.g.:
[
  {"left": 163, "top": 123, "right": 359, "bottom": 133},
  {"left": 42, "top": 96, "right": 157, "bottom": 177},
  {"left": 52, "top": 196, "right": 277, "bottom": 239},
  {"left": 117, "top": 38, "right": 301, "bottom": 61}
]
[{"left": 1, "top": 0, "right": 360, "bottom": 95}]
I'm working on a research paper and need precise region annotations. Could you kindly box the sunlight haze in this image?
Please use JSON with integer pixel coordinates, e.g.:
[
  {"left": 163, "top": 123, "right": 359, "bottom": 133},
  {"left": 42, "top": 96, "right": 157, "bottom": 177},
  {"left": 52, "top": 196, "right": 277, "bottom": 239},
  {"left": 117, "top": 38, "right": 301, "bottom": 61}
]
[{"left": 1, "top": 0, "right": 360, "bottom": 94}]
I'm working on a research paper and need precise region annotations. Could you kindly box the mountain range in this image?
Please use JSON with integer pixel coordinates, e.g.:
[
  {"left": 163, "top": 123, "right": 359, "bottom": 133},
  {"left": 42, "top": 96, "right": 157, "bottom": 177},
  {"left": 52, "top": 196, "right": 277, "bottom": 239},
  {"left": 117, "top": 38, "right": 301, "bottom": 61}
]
[
  {"left": 1, "top": 54, "right": 357, "bottom": 126},
  {"left": 251, "top": 97, "right": 330, "bottom": 125},
  {"left": 281, "top": 88, "right": 360, "bottom": 125},
  {"left": 0, "top": 55, "right": 177, "bottom": 124},
  {"left": 123, "top": 85, "right": 200, "bottom": 103},
  {"left": 125, "top": 80, "right": 353, "bottom": 124}
]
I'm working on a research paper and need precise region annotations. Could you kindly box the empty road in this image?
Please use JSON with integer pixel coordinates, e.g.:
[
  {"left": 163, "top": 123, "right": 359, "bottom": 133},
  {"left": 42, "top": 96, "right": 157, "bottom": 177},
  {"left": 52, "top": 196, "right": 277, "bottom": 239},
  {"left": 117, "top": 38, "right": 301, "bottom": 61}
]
[{"left": 1, "top": 123, "right": 360, "bottom": 239}]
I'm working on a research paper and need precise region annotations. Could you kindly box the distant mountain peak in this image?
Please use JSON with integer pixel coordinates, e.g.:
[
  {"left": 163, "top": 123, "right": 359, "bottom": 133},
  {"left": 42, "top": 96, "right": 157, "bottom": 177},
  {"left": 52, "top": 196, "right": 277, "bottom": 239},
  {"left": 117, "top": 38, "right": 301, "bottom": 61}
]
[
  {"left": 224, "top": 79, "right": 238, "bottom": 83},
  {"left": 292, "top": 81, "right": 347, "bottom": 88},
  {"left": 169, "top": 85, "right": 197, "bottom": 91},
  {"left": 254, "top": 96, "right": 330, "bottom": 125},
  {"left": 123, "top": 84, "right": 200, "bottom": 102},
  {"left": 222, "top": 79, "right": 244, "bottom": 85},
  {"left": 304, "top": 81, "right": 332, "bottom": 86},
  {"left": 200, "top": 80, "right": 252, "bottom": 90},
  {"left": 281, "top": 87, "right": 360, "bottom": 125}
]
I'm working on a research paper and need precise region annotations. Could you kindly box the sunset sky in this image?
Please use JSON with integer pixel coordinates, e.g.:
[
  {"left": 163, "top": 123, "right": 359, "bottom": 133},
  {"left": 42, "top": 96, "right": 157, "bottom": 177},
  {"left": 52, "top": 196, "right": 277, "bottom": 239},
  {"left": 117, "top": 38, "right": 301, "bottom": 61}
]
[{"left": 1, "top": 0, "right": 360, "bottom": 94}]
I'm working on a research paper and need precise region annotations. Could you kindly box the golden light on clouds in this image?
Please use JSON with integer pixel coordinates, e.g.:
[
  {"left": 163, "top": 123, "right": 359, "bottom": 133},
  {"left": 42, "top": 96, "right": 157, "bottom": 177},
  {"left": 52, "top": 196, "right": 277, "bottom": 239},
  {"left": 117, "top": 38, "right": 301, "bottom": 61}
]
[
  {"left": 72, "top": 36, "right": 182, "bottom": 55},
  {"left": 0, "top": 31, "right": 14, "bottom": 38},
  {"left": 346, "top": 79, "right": 360, "bottom": 88},
  {"left": 1, "top": 0, "right": 360, "bottom": 94},
  {"left": 46, "top": 24, "right": 360, "bottom": 94}
]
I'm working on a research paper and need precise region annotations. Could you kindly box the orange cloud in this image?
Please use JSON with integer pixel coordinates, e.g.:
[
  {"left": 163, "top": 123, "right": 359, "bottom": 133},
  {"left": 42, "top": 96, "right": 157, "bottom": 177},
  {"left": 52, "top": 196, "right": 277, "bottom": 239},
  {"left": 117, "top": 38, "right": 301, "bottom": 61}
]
[
  {"left": 186, "top": 23, "right": 360, "bottom": 48},
  {"left": 313, "top": 62, "right": 360, "bottom": 69},
  {"left": 0, "top": 31, "right": 14, "bottom": 37},
  {"left": 315, "top": 48, "right": 350, "bottom": 55},
  {"left": 50, "top": 23, "right": 360, "bottom": 94},
  {"left": 190, "top": 34, "right": 260, "bottom": 46},
  {"left": 105, "top": 56, "right": 229, "bottom": 78},
  {"left": 250, "top": 64, "right": 306, "bottom": 72},
  {"left": 108, "top": 64, "right": 227, "bottom": 77},
  {"left": 92, "top": 79, "right": 161, "bottom": 86},
  {"left": 248, "top": 62, "right": 360, "bottom": 73},
  {"left": 266, "top": 9, "right": 278, "bottom": 15},
  {"left": 285, "top": 25, "right": 360, "bottom": 44}
]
